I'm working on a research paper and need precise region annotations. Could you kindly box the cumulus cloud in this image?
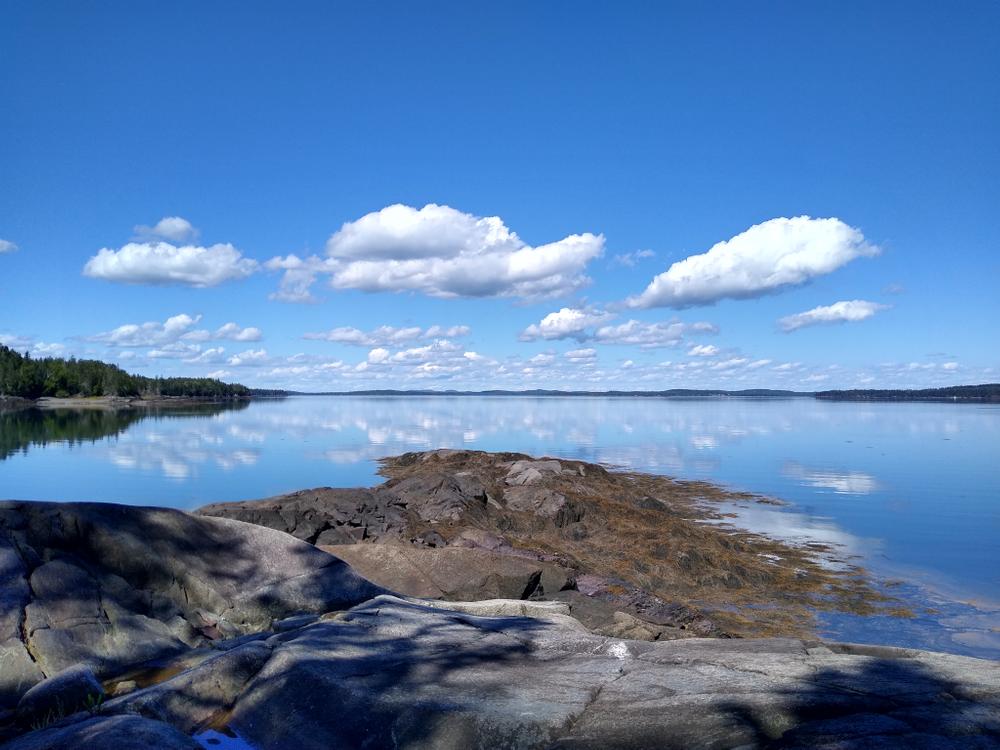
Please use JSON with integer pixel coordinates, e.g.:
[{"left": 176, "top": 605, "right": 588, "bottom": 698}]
[
  {"left": 367, "top": 347, "right": 391, "bottom": 364},
  {"left": 593, "top": 319, "right": 718, "bottom": 348},
  {"left": 519, "top": 308, "right": 614, "bottom": 341},
  {"left": 87, "top": 314, "right": 263, "bottom": 350},
  {"left": 0, "top": 239, "right": 18, "bottom": 254},
  {"left": 227, "top": 348, "right": 269, "bottom": 366},
  {"left": 628, "top": 217, "right": 879, "bottom": 309},
  {"left": 521, "top": 308, "right": 718, "bottom": 350},
  {"left": 687, "top": 344, "right": 719, "bottom": 357},
  {"left": 133, "top": 216, "right": 199, "bottom": 243},
  {"left": 89, "top": 314, "right": 203, "bottom": 347},
  {"left": 84, "top": 220, "right": 257, "bottom": 287},
  {"left": 266, "top": 204, "right": 604, "bottom": 301},
  {"left": 565, "top": 348, "right": 597, "bottom": 362},
  {"left": 779, "top": 300, "right": 889, "bottom": 332},
  {"left": 304, "top": 324, "right": 469, "bottom": 346},
  {"left": 214, "top": 323, "right": 263, "bottom": 342}
]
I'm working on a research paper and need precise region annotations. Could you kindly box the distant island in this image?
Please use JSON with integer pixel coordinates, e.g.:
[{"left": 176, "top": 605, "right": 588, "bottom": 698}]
[{"left": 814, "top": 384, "right": 1000, "bottom": 402}]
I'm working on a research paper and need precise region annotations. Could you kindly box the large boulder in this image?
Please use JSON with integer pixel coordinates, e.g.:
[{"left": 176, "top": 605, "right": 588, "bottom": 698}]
[
  {"left": 320, "top": 543, "right": 576, "bottom": 601},
  {"left": 0, "top": 500, "right": 386, "bottom": 708},
  {"left": 15, "top": 665, "right": 104, "bottom": 728}
]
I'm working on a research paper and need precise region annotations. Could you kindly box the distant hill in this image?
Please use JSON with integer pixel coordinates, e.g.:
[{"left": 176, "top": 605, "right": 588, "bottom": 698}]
[{"left": 815, "top": 384, "right": 1000, "bottom": 402}]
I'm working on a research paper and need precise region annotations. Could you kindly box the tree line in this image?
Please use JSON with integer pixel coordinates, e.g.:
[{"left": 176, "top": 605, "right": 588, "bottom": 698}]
[
  {"left": 815, "top": 384, "right": 1000, "bottom": 401},
  {"left": 0, "top": 345, "right": 250, "bottom": 400}
]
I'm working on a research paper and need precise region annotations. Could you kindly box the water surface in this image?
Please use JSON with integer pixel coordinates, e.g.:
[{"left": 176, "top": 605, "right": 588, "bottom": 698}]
[{"left": 2, "top": 396, "right": 997, "bottom": 658}]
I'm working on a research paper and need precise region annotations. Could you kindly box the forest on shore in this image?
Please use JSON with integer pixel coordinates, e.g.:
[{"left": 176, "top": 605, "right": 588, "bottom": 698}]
[
  {"left": 0, "top": 345, "right": 249, "bottom": 400},
  {"left": 815, "top": 384, "right": 1000, "bottom": 401}
]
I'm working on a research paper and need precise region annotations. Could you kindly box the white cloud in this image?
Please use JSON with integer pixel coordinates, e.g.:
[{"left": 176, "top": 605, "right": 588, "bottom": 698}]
[
  {"left": 687, "top": 344, "right": 720, "bottom": 357},
  {"left": 779, "top": 300, "right": 889, "bottom": 332},
  {"left": 519, "top": 307, "right": 614, "bottom": 341},
  {"left": 529, "top": 353, "right": 556, "bottom": 366},
  {"left": 0, "top": 239, "right": 18, "bottom": 254},
  {"left": 389, "top": 340, "right": 461, "bottom": 363},
  {"left": 304, "top": 324, "right": 469, "bottom": 346},
  {"left": 0, "top": 333, "right": 32, "bottom": 349},
  {"left": 214, "top": 323, "right": 263, "bottom": 342},
  {"left": 84, "top": 240, "right": 258, "bottom": 287},
  {"left": 87, "top": 315, "right": 263, "bottom": 356},
  {"left": 148, "top": 343, "right": 202, "bottom": 359},
  {"left": 592, "top": 319, "right": 718, "bottom": 348},
  {"left": 367, "top": 347, "right": 391, "bottom": 364},
  {"left": 206, "top": 369, "right": 233, "bottom": 380},
  {"left": 941, "top": 361, "right": 959, "bottom": 371},
  {"left": 711, "top": 357, "right": 749, "bottom": 370},
  {"left": 521, "top": 307, "right": 718, "bottom": 349},
  {"left": 610, "top": 249, "right": 655, "bottom": 268},
  {"left": 90, "top": 314, "right": 202, "bottom": 347},
  {"left": 628, "top": 217, "right": 879, "bottom": 308},
  {"left": 184, "top": 347, "right": 227, "bottom": 364},
  {"left": 134, "top": 216, "right": 199, "bottom": 243},
  {"left": 227, "top": 348, "right": 269, "bottom": 366},
  {"left": 565, "top": 348, "right": 597, "bottom": 361},
  {"left": 266, "top": 204, "right": 604, "bottom": 301}
]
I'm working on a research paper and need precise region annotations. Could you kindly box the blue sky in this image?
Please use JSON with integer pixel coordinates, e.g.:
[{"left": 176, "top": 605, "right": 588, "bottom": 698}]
[{"left": 1, "top": 1, "right": 998, "bottom": 391}]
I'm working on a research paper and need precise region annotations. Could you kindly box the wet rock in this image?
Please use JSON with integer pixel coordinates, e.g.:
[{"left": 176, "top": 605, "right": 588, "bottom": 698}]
[
  {"left": 110, "top": 679, "right": 137, "bottom": 697},
  {"left": 15, "top": 664, "right": 104, "bottom": 727},
  {"left": 103, "top": 641, "right": 273, "bottom": 734}
]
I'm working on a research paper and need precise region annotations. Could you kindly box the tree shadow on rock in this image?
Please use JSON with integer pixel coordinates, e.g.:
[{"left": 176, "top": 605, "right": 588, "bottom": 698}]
[{"left": 718, "top": 646, "right": 1000, "bottom": 749}]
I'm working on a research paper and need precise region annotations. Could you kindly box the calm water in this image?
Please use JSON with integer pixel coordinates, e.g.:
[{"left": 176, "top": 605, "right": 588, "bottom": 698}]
[{"left": 2, "top": 396, "right": 998, "bottom": 658}]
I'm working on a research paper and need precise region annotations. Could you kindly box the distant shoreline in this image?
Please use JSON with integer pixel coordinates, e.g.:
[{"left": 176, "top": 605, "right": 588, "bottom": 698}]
[
  {"left": 254, "top": 384, "right": 1000, "bottom": 403},
  {"left": 0, "top": 395, "right": 252, "bottom": 411},
  {"left": 3, "top": 384, "right": 997, "bottom": 408}
]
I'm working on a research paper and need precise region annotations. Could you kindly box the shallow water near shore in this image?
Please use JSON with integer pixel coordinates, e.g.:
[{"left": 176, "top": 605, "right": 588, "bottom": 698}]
[{"left": 1, "top": 395, "right": 997, "bottom": 658}]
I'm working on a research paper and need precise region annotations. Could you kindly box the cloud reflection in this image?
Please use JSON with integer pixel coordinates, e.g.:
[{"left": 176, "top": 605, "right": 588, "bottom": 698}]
[{"left": 783, "top": 461, "right": 880, "bottom": 495}]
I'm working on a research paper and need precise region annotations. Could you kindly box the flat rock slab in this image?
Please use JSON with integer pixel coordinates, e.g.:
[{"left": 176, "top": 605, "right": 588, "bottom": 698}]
[
  {"left": 5, "top": 596, "right": 997, "bottom": 749},
  {"left": 220, "top": 596, "right": 1000, "bottom": 749}
]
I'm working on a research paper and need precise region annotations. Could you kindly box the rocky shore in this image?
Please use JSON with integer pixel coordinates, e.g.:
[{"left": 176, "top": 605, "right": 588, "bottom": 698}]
[{"left": 1, "top": 451, "right": 998, "bottom": 748}]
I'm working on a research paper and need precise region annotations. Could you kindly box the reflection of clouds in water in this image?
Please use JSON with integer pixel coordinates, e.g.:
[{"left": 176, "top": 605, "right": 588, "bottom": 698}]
[
  {"left": 706, "top": 502, "right": 877, "bottom": 561},
  {"left": 106, "top": 427, "right": 259, "bottom": 481},
  {"left": 690, "top": 435, "right": 718, "bottom": 450},
  {"left": 783, "top": 461, "right": 880, "bottom": 495}
]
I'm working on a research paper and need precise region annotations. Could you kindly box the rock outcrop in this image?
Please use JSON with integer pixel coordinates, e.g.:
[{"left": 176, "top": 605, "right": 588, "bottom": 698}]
[
  {"left": 0, "top": 500, "right": 385, "bottom": 710},
  {"left": 4, "top": 595, "right": 998, "bottom": 749},
  {"left": 4, "top": 453, "right": 999, "bottom": 748},
  {"left": 199, "top": 449, "right": 897, "bottom": 638}
]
